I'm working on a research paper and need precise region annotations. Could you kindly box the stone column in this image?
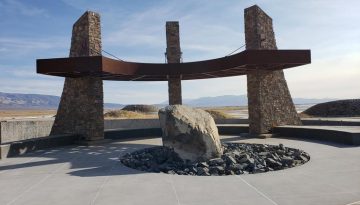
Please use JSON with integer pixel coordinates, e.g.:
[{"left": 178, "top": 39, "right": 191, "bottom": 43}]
[
  {"left": 166, "top": 21, "right": 182, "bottom": 105},
  {"left": 51, "top": 11, "right": 104, "bottom": 142},
  {"left": 245, "top": 5, "right": 301, "bottom": 135}
]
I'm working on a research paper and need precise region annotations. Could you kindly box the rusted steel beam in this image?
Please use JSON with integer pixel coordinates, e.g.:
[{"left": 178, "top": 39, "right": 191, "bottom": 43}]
[{"left": 37, "top": 49, "right": 311, "bottom": 81}]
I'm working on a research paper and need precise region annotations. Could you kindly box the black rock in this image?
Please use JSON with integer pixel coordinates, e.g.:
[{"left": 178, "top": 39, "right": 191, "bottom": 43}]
[
  {"left": 176, "top": 170, "right": 186, "bottom": 175},
  {"left": 266, "top": 158, "right": 283, "bottom": 168},
  {"left": 150, "top": 166, "right": 160, "bottom": 173},
  {"left": 120, "top": 143, "right": 310, "bottom": 176},
  {"left": 276, "top": 150, "right": 286, "bottom": 155},
  {"left": 190, "top": 167, "right": 198, "bottom": 173},
  {"left": 233, "top": 151, "right": 242, "bottom": 158},
  {"left": 281, "top": 156, "right": 294, "bottom": 166},
  {"left": 209, "top": 158, "right": 224, "bottom": 166},
  {"left": 217, "top": 166, "right": 225, "bottom": 175},
  {"left": 209, "top": 166, "right": 219, "bottom": 175},
  {"left": 197, "top": 162, "right": 209, "bottom": 168},
  {"left": 229, "top": 163, "right": 248, "bottom": 171},
  {"left": 296, "top": 155, "right": 309, "bottom": 162},
  {"left": 167, "top": 170, "right": 176, "bottom": 174},
  {"left": 247, "top": 157, "right": 255, "bottom": 165},
  {"left": 209, "top": 165, "right": 225, "bottom": 175},
  {"left": 235, "top": 170, "right": 243, "bottom": 175},
  {"left": 225, "top": 170, "right": 235, "bottom": 175},
  {"left": 197, "top": 167, "right": 210, "bottom": 176},
  {"left": 272, "top": 153, "right": 280, "bottom": 160},
  {"left": 294, "top": 160, "right": 302, "bottom": 165},
  {"left": 224, "top": 155, "right": 237, "bottom": 165},
  {"left": 279, "top": 143, "right": 285, "bottom": 150},
  {"left": 238, "top": 154, "right": 250, "bottom": 163},
  {"left": 259, "top": 152, "right": 269, "bottom": 157}
]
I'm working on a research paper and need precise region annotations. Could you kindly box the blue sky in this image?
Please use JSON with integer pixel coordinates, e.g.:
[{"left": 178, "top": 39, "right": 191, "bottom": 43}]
[{"left": 0, "top": 0, "right": 359, "bottom": 104}]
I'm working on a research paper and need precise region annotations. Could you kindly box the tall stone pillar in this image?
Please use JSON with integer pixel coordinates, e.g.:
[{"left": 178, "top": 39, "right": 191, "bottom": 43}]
[
  {"left": 166, "top": 21, "right": 182, "bottom": 105},
  {"left": 51, "top": 11, "right": 104, "bottom": 142},
  {"left": 245, "top": 5, "right": 301, "bottom": 135}
]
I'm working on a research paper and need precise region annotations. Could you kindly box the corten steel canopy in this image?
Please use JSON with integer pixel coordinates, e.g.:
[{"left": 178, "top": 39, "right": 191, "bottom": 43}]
[{"left": 37, "top": 49, "right": 311, "bottom": 81}]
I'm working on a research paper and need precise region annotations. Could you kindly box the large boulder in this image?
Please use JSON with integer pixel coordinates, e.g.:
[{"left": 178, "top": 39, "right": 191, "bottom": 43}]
[
  {"left": 303, "top": 99, "right": 360, "bottom": 117},
  {"left": 158, "top": 105, "right": 223, "bottom": 162}
]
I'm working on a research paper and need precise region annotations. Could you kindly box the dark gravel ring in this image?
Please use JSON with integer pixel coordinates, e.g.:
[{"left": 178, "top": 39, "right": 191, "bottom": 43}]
[{"left": 120, "top": 143, "right": 310, "bottom": 176}]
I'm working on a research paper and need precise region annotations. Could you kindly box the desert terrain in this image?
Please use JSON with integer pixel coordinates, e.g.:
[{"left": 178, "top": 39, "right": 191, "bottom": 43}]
[{"left": 0, "top": 105, "right": 314, "bottom": 121}]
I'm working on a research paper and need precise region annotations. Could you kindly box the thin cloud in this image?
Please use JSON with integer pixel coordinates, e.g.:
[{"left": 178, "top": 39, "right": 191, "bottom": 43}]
[
  {"left": 103, "top": 1, "right": 246, "bottom": 62},
  {"left": 103, "top": 3, "right": 174, "bottom": 48},
  {"left": 104, "top": 81, "right": 168, "bottom": 104},
  {"left": 0, "top": 0, "right": 47, "bottom": 16},
  {"left": 285, "top": 52, "right": 360, "bottom": 99},
  {"left": 0, "top": 37, "right": 68, "bottom": 59},
  {"left": 0, "top": 37, "right": 68, "bottom": 50},
  {"left": 0, "top": 65, "right": 37, "bottom": 78},
  {"left": 0, "top": 78, "right": 63, "bottom": 96},
  {"left": 183, "top": 76, "right": 246, "bottom": 99}
]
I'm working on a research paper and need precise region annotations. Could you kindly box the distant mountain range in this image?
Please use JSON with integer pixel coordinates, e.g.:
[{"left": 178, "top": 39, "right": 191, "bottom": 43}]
[
  {"left": 0, "top": 92, "right": 337, "bottom": 109},
  {"left": 0, "top": 92, "right": 124, "bottom": 109},
  {"left": 0, "top": 92, "right": 60, "bottom": 109},
  {"left": 183, "top": 95, "right": 247, "bottom": 107},
  {"left": 179, "top": 95, "right": 338, "bottom": 107}
]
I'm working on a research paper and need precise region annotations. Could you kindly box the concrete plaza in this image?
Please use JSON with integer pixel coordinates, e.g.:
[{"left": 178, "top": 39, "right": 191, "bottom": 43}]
[{"left": 0, "top": 136, "right": 359, "bottom": 205}]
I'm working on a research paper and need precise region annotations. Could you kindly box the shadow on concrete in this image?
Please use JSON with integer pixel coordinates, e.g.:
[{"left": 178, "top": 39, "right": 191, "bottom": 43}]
[
  {"left": 220, "top": 135, "right": 255, "bottom": 143},
  {"left": 1, "top": 134, "right": 355, "bottom": 178},
  {"left": 220, "top": 134, "right": 358, "bottom": 149},
  {"left": 273, "top": 135, "right": 358, "bottom": 148},
  {"left": 0, "top": 139, "right": 160, "bottom": 177},
  {"left": 220, "top": 132, "right": 359, "bottom": 149}
]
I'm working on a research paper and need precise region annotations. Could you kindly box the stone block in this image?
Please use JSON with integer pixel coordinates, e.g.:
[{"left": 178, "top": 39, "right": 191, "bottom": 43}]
[
  {"left": 51, "top": 11, "right": 104, "bottom": 141},
  {"left": 166, "top": 21, "right": 182, "bottom": 105},
  {"left": 245, "top": 5, "right": 301, "bottom": 134}
]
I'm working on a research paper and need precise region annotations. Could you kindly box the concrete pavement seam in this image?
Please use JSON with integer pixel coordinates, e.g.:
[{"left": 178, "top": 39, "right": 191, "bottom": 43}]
[
  {"left": 90, "top": 152, "right": 123, "bottom": 205},
  {"left": 169, "top": 175, "right": 181, "bottom": 205},
  {"left": 235, "top": 175, "right": 279, "bottom": 205},
  {"left": 5, "top": 150, "right": 79, "bottom": 205}
]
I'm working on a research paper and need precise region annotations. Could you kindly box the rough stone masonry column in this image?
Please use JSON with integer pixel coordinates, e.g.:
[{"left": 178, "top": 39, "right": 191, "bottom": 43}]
[
  {"left": 166, "top": 21, "right": 182, "bottom": 105},
  {"left": 245, "top": 5, "right": 301, "bottom": 135},
  {"left": 51, "top": 11, "right": 104, "bottom": 142}
]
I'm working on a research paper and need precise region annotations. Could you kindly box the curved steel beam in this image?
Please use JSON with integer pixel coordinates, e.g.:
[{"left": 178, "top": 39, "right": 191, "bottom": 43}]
[{"left": 37, "top": 49, "right": 311, "bottom": 81}]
